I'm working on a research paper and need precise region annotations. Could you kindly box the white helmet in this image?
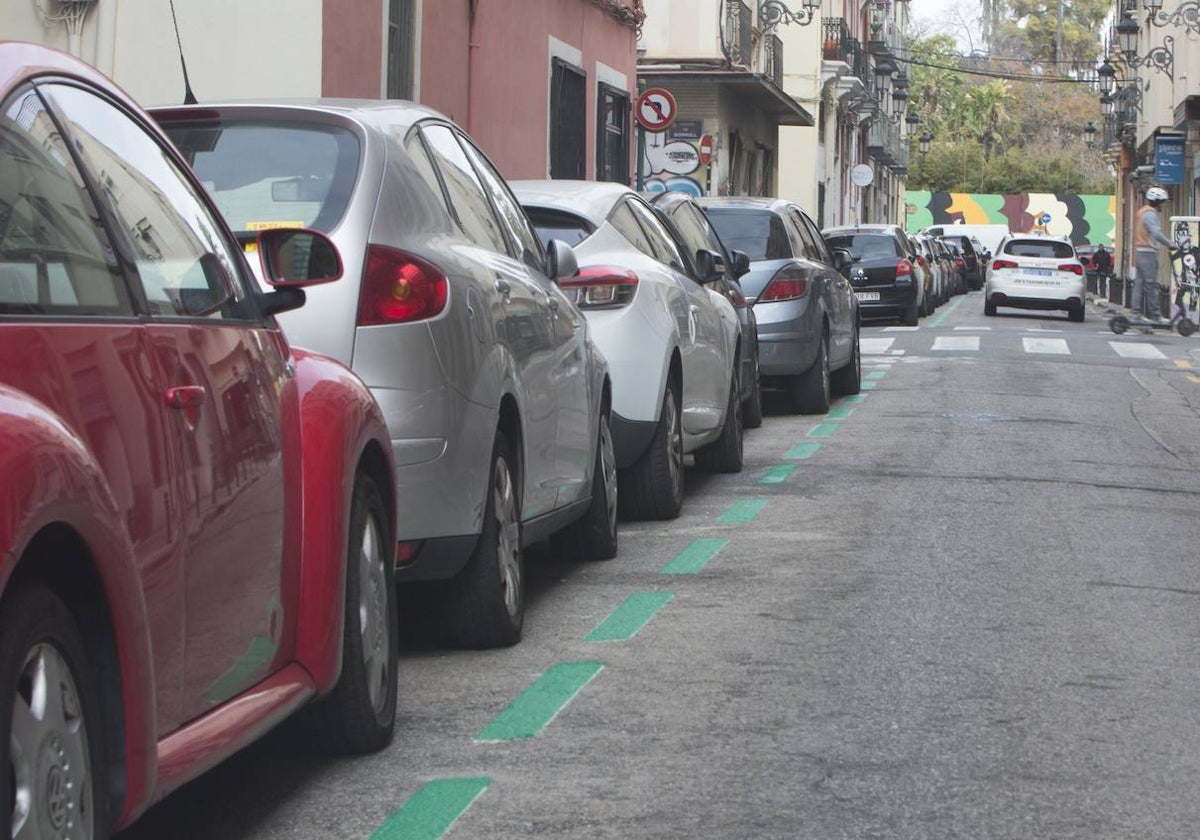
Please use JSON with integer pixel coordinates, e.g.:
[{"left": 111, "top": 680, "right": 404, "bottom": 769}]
[{"left": 1146, "top": 187, "right": 1169, "bottom": 203}]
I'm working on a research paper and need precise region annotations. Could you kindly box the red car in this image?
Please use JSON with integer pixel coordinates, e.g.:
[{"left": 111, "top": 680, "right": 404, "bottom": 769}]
[{"left": 0, "top": 42, "right": 398, "bottom": 837}]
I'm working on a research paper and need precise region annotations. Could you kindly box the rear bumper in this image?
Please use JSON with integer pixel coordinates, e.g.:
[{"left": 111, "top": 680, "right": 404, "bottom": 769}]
[
  {"left": 855, "top": 285, "right": 917, "bottom": 319},
  {"left": 752, "top": 299, "right": 821, "bottom": 376}
]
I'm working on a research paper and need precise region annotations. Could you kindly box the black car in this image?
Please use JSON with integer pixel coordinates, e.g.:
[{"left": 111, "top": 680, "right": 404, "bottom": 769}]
[
  {"left": 645, "top": 191, "right": 763, "bottom": 428},
  {"left": 938, "top": 233, "right": 985, "bottom": 290},
  {"left": 823, "top": 224, "right": 924, "bottom": 325}
]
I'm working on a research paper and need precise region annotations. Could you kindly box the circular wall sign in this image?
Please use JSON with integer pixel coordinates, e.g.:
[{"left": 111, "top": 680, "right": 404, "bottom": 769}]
[
  {"left": 636, "top": 88, "right": 677, "bottom": 132},
  {"left": 850, "top": 164, "right": 874, "bottom": 187}
]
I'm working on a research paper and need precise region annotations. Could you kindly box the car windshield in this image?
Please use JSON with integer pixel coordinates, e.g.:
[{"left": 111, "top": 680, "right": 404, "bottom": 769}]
[
  {"left": 704, "top": 210, "right": 792, "bottom": 261},
  {"left": 160, "top": 119, "right": 361, "bottom": 234},
  {"left": 524, "top": 207, "right": 594, "bottom": 249},
  {"left": 1004, "top": 239, "right": 1075, "bottom": 259},
  {"left": 825, "top": 234, "right": 900, "bottom": 259}
]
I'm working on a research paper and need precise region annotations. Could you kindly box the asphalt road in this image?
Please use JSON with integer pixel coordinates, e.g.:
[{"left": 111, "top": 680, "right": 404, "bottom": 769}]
[{"left": 118, "top": 291, "right": 1200, "bottom": 840}]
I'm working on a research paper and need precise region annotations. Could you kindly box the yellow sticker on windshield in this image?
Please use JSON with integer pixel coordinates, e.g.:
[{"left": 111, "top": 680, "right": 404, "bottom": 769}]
[{"left": 246, "top": 221, "right": 305, "bottom": 231}]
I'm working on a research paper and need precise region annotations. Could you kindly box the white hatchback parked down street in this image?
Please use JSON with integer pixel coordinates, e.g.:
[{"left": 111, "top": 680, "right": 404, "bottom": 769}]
[{"left": 512, "top": 180, "right": 744, "bottom": 521}]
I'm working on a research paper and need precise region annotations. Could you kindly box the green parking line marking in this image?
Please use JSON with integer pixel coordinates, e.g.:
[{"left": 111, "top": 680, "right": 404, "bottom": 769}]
[
  {"left": 719, "top": 499, "right": 768, "bottom": 524},
  {"left": 370, "top": 777, "right": 491, "bottom": 840},
  {"left": 808, "top": 423, "right": 839, "bottom": 438},
  {"left": 785, "top": 441, "right": 821, "bottom": 459},
  {"left": 827, "top": 406, "right": 854, "bottom": 420},
  {"left": 584, "top": 592, "right": 673, "bottom": 642},
  {"left": 865, "top": 370, "right": 887, "bottom": 381},
  {"left": 476, "top": 662, "right": 604, "bottom": 742},
  {"left": 759, "top": 464, "right": 796, "bottom": 484},
  {"left": 660, "top": 539, "right": 728, "bottom": 574},
  {"left": 860, "top": 381, "right": 878, "bottom": 390},
  {"left": 839, "top": 394, "right": 867, "bottom": 404}
]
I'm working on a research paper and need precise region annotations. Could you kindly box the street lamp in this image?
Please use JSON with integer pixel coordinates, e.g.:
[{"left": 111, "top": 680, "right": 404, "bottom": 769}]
[
  {"left": 1097, "top": 59, "right": 1116, "bottom": 95},
  {"left": 758, "top": 0, "right": 821, "bottom": 34},
  {"left": 1144, "top": 0, "right": 1200, "bottom": 37},
  {"left": 905, "top": 109, "right": 920, "bottom": 137},
  {"left": 1100, "top": 91, "right": 1114, "bottom": 116},
  {"left": 1083, "top": 121, "right": 1097, "bottom": 149},
  {"left": 874, "top": 58, "right": 896, "bottom": 105},
  {"left": 1113, "top": 12, "right": 1174, "bottom": 81},
  {"left": 919, "top": 133, "right": 932, "bottom": 157}
]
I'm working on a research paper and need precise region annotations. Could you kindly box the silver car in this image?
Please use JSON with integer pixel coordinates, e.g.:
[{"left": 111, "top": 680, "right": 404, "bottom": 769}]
[{"left": 155, "top": 100, "right": 615, "bottom": 649}]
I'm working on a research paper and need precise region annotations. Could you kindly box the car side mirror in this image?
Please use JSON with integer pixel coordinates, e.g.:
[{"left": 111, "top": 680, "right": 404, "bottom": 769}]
[
  {"left": 730, "top": 249, "right": 751, "bottom": 279},
  {"left": 547, "top": 238, "right": 579, "bottom": 282},
  {"left": 258, "top": 229, "right": 343, "bottom": 288},
  {"left": 694, "top": 249, "right": 724, "bottom": 283},
  {"left": 832, "top": 248, "right": 856, "bottom": 273}
]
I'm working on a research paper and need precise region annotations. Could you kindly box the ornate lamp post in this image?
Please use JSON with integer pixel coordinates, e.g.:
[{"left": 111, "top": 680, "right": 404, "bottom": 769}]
[
  {"left": 758, "top": 0, "right": 821, "bottom": 34},
  {"left": 1084, "top": 121, "right": 1097, "bottom": 149}
]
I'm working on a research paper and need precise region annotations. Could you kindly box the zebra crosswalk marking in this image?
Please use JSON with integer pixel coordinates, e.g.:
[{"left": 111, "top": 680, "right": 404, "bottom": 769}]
[
  {"left": 933, "top": 336, "right": 980, "bottom": 351},
  {"left": 1109, "top": 342, "right": 1167, "bottom": 359},
  {"left": 1022, "top": 337, "right": 1071, "bottom": 355}
]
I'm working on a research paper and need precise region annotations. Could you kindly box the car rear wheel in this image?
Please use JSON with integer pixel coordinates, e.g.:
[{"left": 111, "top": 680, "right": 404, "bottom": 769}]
[
  {"left": 1, "top": 585, "right": 109, "bottom": 840},
  {"left": 618, "top": 384, "right": 684, "bottom": 520},
  {"left": 558, "top": 412, "right": 618, "bottom": 560},
  {"left": 789, "top": 333, "right": 831, "bottom": 415},
  {"left": 984, "top": 299, "right": 997, "bottom": 316},
  {"left": 831, "top": 324, "right": 861, "bottom": 396},
  {"left": 447, "top": 432, "right": 524, "bottom": 647},
  {"left": 902, "top": 297, "right": 919, "bottom": 326},
  {"left": 1068, "top": 305, "right": 1085, "bottom": 323},
  {"left": 694, "top": 368, "right": 743, "bottom": 474},
  {"left": 302, "top": 472, "right": 398, "bottom": 753}
]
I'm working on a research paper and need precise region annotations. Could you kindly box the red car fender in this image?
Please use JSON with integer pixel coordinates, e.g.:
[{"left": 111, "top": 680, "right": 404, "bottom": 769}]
[
  {"left": 0, "top": 388, "right": 158, "bottom": 824},
  {"left": 288, "top": 349, "right": 394, "bottom": 693}
]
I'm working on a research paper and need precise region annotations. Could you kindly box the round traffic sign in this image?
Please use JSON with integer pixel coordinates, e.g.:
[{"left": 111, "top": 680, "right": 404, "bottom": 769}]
[
  {"left": 850, "top": 164, "right": 874, "bottom": 187},
  {"left": 636, "top": 88, "right": 677, "bottom": 132},
  {"left": 698, "top": 134, "right": 714, "bottom": 166}
]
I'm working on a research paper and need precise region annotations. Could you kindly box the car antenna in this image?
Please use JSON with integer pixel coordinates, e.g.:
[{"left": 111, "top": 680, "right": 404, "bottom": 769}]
[{"left": 168, "top": 0, "right": 198, "bottom": 105}]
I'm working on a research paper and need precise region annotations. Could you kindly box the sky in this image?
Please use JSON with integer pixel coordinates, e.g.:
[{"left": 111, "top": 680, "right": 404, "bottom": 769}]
[{"left": 905, "top": 0, "right": 979, "bottom": 52}]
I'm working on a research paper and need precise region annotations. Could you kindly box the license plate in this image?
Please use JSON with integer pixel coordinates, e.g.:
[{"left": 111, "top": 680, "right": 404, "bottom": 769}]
[
  {"left": 1027, "top": 268, "right": 1052, "bottom": 276},
  {"left": 855, "top": 292, "right": 880, "bottom": 301}
]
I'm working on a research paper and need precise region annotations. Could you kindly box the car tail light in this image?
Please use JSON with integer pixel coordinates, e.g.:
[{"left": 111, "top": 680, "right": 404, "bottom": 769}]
[
  {"left": 558, "top": 265, "right": 638, "bottom": 308},
  {"left": 992, "top": 259, "right": 1019, "bottom": 271},
  {"left": 1057, "top": 263, "right": 1084, "bottom": 276},
  {"left": 727, "top": 284, "right": 748, "bottom": 309},
  {"left": 759, "top": 266, "right": 810, "bottom": 302},
  {"left": 955, "top": 257, "right": 966, "bottom": 269},
  {"left": 358, "top": 246, "right": 448, "bottom": 326},
  {"left": 896, "top": 259, "right": 913, "bottom": 284}
]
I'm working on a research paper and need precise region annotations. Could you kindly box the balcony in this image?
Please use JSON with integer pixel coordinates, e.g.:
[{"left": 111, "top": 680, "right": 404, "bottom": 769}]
[
  {"left": 727, "top": 0, "right": 753, "bottom": 69},
  {"left": 867, "top": 117, "right": 901, "bottom": 166},
  {"left": 763, "top": 34, "right": 784, "bottom": 88}
]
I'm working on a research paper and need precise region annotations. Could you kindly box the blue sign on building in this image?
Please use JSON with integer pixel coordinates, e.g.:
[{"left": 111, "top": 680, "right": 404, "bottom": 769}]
[{"left": 1155, "top": 135, "right": 1185, "bottom": 185}]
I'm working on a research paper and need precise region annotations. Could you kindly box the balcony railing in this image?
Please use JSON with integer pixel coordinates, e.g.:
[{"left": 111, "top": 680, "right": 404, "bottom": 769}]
[
  {"left": 763, "top": 34, "right": 784, "bottom": 87},
  {"left": 867, "top": 117, "right": 901, "bottom": 165},
  {"left": 727, "top": 0, "right": 753, "bottom": 69},
  {"left": 822, "top": 18, "right": 852, "bottom": 63}
]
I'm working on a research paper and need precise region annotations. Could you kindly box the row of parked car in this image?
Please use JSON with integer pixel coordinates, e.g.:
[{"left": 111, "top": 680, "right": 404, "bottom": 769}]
[{"left": 0, "top": 42, "right": 881, "bottom": 838}]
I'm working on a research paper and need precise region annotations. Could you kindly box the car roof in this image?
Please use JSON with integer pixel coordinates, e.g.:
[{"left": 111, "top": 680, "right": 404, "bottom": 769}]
[
  {"left": 696, "top": 196, "right": 795, "bottom": 214},
  {"left": 510, "top": 179, "right": 636, "bottom": 227},
  {"left": 823, "top": 225, "right": 902, "bottom": 235},
  {"left": 2, "top": 40, "right": 140, "bottom": 117},
  {"left": 148, "top": 97, "right": 448, "bottom": 134}
]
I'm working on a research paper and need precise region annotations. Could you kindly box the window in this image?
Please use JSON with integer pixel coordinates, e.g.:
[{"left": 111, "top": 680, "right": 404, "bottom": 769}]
[
  {"left": 0, "top": 89, "right": 131, "bottom": 316},
  {"left": 705, "top": 209, "right": 793, "bottom": 261},
  {"left": 798, "top": 211, "right": 832, "bottom": 264},
  {"left": 525, "top": 208, "right": 594, "bottom": 249},
  {"left": 420, "top": 125, "right": 508, "bottom": 254},
  {"left": 825, "top": 234, "right": 900, "bottom": 259},
  {"left": 1004, "top": 239, "right": 1074, "bottom": 259},
  {"left": 403, "top": 131, "right": 452, "bottom": 217},
  {"left": 43, "top": 84, "right": 248, "bottom": 320},
  {"left": 457, "top": 135, "right": 545, "bottom": 272},
  {"left": 596, "top": 83, "right": 629, "bottom": 184},
  {"left": 609, "top": 201, "right": 655, "bottom": 257},
  {"left": 666, "top": 203, "right": 718, "bottom": 275},
  {"left": 550, "top": 58, "right": 586, "bottom": 180},
  {"left": 387, "top": 0, "right": 417, "bottom": 100},
  {"left": 626, "top": 199, "right": 685, "bottom": 272}
]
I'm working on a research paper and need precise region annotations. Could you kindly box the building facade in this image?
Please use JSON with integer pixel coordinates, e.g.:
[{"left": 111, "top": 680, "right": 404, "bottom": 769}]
[{"left": 3, "top": 0, "right": 640, "bottom": 182}]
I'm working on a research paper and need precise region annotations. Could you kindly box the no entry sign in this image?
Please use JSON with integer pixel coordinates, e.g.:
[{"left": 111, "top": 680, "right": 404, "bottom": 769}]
[{"left": 698, "top": 134, "right": 713, "bottom": 166}]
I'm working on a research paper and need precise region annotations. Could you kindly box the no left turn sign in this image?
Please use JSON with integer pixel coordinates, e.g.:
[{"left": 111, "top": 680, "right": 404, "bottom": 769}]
[{"left": 636, "top": 88, "right": 677, "bottom": 132}]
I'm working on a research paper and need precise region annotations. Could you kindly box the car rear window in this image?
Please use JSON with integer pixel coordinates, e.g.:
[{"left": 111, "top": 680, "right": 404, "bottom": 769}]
[
  {"left": 160, "top": 119, "right": 360, "bottom": 235},
  {"left": 944, "top": 236, "right": 975, "bottom": 254},
  {"left": 824, "top": 234, "right": 901, "bottom": 259},
  {"left": 524, "top": 207, "right": 594, "bottom": 248},
  {"left": 704, "top": 210, "right": 792, "bottom": 261},
  {"left": 1003, "top": 239, "right": 1075, "bottom": 259}
]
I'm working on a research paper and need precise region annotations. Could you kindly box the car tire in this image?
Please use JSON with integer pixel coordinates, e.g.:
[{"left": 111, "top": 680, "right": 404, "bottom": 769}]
[
  {"left": 0, "top": 585, "right": 110, "bottom": 840},
  {"left": 618, "top": 384, "right": 684, "bottom": 521},
  {"left": 984, "top": 299, "right": 997, "bottom": 316},
  {"left": 694, "top": 368, "right": 744, "bottom": 474},
  {"left": 743, "top": 353, "right": 764, "bottom": 430},
  {"left": 789, "top": 333, "right": 831, "bottom": 415},
  {"left": 902, "top": 297, "right": 919, "bottom": 326},
  {"left": 447, "top": 432, "right": 524, "bottom": 648},
  {"left": 558, "top": 412, "right": 618, "bottom": 560},
  {"left": 1068, "top": 305, "right": 1085, "bottom": 323},
  {"left": 830, "top": 324, "right": 861, "bottom": 396},
  {"left": 301, "top": 472, "right": 398, "bottom": 753}
]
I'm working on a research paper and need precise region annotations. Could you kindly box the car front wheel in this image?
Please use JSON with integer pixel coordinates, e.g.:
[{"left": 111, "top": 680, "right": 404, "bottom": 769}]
[
  {"left": 1, "top": 585, "right": 109, "bottom": 840},
  {"left": 619, "top": 384, "right": 684, "bottom": 520}
]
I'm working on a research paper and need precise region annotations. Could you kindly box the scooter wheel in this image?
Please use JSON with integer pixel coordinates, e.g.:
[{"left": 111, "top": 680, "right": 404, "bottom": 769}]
[
  {"left": 1109, "top": 315, "right": 1129, "bottom": 334},
  {"left": 1178, "top": 318, "right": 1197, "bottom": 337}
]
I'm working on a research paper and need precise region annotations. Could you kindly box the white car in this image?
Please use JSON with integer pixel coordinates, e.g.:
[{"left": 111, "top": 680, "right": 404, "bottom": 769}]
[
  {"left": 984, "top": 234, "right": 1086, "bottom": 321},
  {"left": 512, "top": 181, "right": 744, "bottom": 520}
]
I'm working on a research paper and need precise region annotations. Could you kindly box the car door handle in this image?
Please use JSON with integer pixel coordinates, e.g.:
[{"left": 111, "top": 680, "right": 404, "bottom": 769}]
[
  {"left": 547, "top": 297, "right": 559, "bottom": 313},
  {"left": 495, "top": 278, "right": 511, "bottom": 299},
  {"left": 164, "top": 385, "right": 207, "bottom": 410}
]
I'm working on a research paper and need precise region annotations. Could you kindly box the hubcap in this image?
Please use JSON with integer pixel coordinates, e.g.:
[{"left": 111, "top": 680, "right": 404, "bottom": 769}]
[
  {"left": 493, "top": 456, "right": 521, "bottom": 618},
  {"left": 600, "top": 418, "right": 618, "bottom": 535},
  {"left": 357, "top": 511, "right": 390, "bottom": 713},
  {"left": 664, "top": 390, "right": 682, "bottom": 500},
  {"left": 11, "top": 643, "right": 93, "bottom": 839}
]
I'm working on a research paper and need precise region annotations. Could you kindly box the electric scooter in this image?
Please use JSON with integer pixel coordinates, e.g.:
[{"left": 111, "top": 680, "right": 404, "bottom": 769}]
[{"left": 1109, "top": 221, "right": 1200, "bottom": 336}]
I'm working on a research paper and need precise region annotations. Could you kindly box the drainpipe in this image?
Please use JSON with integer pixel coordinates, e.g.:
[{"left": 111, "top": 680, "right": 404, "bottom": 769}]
[
  {"left": 93, "top": 0, "right": 118, "bottom": 76},
  {"left": 466, "top": 0, "right": 478, "bottom": 134}
]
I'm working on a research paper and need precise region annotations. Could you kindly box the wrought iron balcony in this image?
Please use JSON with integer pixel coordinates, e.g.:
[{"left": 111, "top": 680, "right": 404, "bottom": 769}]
[{"left": 728, "top": 0, "right": 753, "bottom": 69}]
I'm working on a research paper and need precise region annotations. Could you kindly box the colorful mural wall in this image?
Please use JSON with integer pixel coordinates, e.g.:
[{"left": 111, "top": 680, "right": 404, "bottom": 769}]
[{"left": 905, "top": 192, "right": 1117, "bottom": 245}]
